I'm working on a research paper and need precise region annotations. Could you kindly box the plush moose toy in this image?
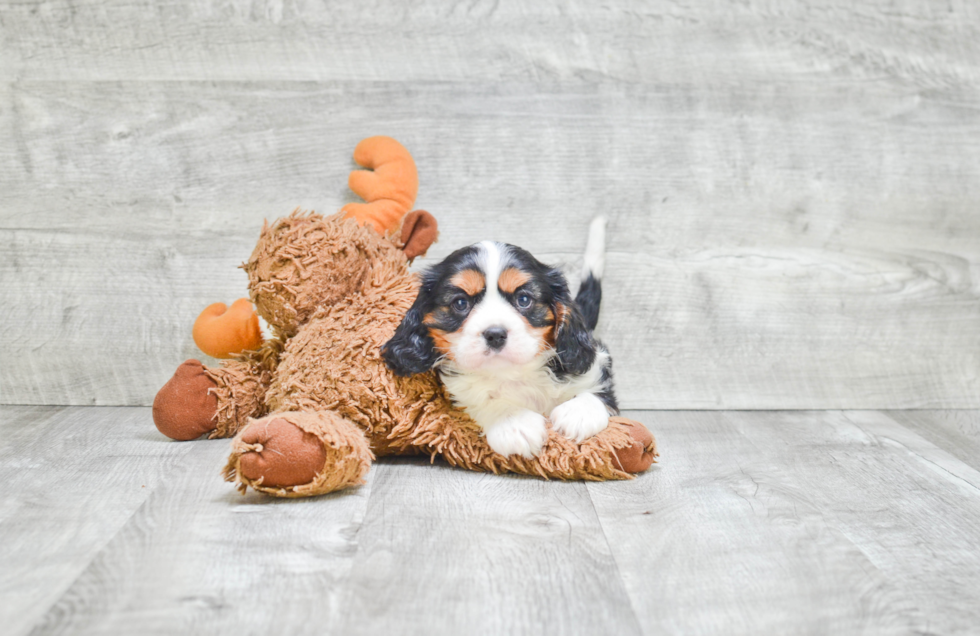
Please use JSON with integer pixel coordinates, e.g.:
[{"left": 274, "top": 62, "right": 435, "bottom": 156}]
[{"left": 152, "top": 137, "right": 657, "bottom": 497}]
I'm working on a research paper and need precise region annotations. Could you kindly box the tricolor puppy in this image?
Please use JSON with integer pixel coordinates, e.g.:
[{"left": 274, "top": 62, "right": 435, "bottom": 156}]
[{"left": 382, "top": 218, "right": 617, "bottom": 458}]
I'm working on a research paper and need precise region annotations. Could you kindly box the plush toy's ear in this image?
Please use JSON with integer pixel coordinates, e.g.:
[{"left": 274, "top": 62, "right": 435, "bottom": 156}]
[
  {"left": 400, "top": 210, "right": 439, "bottom": 260},
  {"left": 382, "top": 303, "right": 439, "bottom": 376},
  {"left": 546, "top": 269, "right": 597, "bottom": 377}
]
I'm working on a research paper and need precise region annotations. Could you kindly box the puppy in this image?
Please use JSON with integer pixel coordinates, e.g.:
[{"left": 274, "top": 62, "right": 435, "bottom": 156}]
[{"left": 382, "top": 217, "right": 617, "bottom": 458}]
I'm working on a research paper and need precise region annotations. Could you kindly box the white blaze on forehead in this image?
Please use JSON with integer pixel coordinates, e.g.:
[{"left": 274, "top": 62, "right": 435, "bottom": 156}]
[
  {"left": 470, "top": 241, "right": 510, "bottom": 327},
  {"left": 476, "top": 240, "right": 504, "bottom": 295},
  {"left": 451, "top": 241, "right": 540, "bottom": 370}
]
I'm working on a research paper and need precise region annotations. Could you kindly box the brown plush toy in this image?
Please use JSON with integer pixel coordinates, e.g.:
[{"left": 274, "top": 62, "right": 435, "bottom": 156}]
[{"left": 152, "top": 137, "right": 657, "bottom": 497}]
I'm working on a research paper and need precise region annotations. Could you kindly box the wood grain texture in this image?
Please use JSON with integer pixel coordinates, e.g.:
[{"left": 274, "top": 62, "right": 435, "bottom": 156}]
[
  {"left": 883, "top": 409, "right": 980, "bottom": 472},
  {"left": 0, "top": 406, "right": 193, "bottom": 636},
  {"left": 8, "top": 406, "right": 980, "bottom": 634},
  {"left": 589, "top": 410, "right": 980, "bottom": 635},
  {"left": 2, "top": 1, "right": 980, "bottom": 408},
  {"left": 2, "top": 0, "right": 979, "bottom": 83},
  {"left": 334, "top": 459, "right": 641, "bottom": 636},
  {"left": 32, "top": 449, "right": 374, "bottom": 636},
  {"left": 3, "top": 79, "right": 978, "bottom": 408}
]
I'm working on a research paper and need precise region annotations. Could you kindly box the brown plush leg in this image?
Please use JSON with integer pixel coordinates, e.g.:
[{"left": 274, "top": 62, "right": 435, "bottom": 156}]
[
  {"left": 152, "top": 351, "right": 275, "bottom": 441},
  {"left": 410, "top": 411, "right": 657, "bottom": 481},
  {"left": 223, "top": 411, "right": 374, "bottom": 498},
  {"left": 514, "top": 416, "right": 658, "bottom": 480},
  {"left": 153, "top": 360, "right": 219, "bottom": 440},
  {"left": 204, "top": 355, "right": 274, "bottom": 438}
]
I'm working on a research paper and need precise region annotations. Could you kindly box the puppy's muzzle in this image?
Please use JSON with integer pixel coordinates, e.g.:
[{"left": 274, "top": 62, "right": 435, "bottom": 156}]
[{"left": 482, "top": 327, "right": 508, "bottom": 351}]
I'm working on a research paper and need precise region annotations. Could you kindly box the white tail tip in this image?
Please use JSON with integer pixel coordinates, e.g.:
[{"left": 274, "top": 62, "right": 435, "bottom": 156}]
[{"left": 582, "top": 216, "right": 606, "bottom": 280}]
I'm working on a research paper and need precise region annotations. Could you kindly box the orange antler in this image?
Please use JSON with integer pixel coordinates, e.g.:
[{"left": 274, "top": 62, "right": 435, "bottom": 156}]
[
  {"left": 192, "top": 299, "right": 263, "bottom": 359},
  {"left": 341, "top": 136, "right": 418, "bottom": 234}
]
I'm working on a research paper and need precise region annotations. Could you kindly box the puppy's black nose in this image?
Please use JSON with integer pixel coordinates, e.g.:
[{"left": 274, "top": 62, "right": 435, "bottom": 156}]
[{"left": 483, "top": 327, "right": 508, "bottom": 351}]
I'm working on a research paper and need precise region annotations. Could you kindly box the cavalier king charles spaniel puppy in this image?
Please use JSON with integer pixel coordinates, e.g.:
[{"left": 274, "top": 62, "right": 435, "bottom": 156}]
[{"left": 382, "top": 218, "right": 617, "bottom": 458}]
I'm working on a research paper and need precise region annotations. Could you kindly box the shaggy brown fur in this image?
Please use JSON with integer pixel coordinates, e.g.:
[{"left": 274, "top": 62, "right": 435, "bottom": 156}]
[{"left": 156, "top": 210, "right": 657, "bottom": 497}]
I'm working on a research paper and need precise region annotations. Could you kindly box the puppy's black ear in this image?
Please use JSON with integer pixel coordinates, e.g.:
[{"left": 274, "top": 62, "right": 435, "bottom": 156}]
[
  {"left": 551, "top": 303, "right": 598, "bottom": 376},
  {"left": 383, "top": 305, "right": 438, "bottom": 376},
  {"left": 546, "top": 268, "right": 597, "bottom": 377}
]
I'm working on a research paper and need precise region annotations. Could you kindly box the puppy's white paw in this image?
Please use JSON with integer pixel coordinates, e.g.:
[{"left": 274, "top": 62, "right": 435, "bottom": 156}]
[
  {"left": 550, "top": 393, "right": 610, "bottom": 442},
  {"left": 485, "top": 410, "right": 548, "bottom": 458}
]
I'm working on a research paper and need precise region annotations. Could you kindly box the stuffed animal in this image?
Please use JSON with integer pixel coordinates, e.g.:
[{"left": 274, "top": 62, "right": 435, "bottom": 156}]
[{"left": 152, "top": 137, "right": 657, "bottom": 497}]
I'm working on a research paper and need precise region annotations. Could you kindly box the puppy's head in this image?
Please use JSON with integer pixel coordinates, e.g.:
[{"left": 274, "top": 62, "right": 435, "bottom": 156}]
[{"left": 383, "top": 241, "right": 595, "bottom": 376}]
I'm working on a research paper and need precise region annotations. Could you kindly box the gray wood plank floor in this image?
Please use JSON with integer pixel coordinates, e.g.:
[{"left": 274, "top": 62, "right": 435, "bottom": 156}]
[{"left": 3, "top": 406, "right": 979, "bottom": 635}]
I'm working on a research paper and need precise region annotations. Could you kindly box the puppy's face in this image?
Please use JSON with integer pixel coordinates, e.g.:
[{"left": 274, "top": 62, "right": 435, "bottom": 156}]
[
  {"left": 384, "top": 241, "right": 569, "bottom": 375},
  {"left": 425, "top": 241, "right": 559, "bottom": 370}
]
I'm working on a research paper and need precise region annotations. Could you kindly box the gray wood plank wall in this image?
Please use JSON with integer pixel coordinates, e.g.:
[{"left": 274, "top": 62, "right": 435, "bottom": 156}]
[{"left": 2, "top": 1, "right": 978, "bottom": 408}]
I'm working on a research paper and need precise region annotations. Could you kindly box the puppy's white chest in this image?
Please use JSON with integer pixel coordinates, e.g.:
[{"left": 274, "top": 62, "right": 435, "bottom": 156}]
[
  {"left": 491, "top": 375, "right": 557, "bottom": 413},
  {"left": 440, "top": 362, "right": 561, "bottom": 417}
]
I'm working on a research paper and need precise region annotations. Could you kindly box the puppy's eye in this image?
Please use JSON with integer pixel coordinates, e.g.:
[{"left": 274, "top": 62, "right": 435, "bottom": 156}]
[
  {"left": 451, "top": 297, "right": 470, "bottom": 312},
  {"left": 516, "top": 293, "right": 532, "bottom": 309}
]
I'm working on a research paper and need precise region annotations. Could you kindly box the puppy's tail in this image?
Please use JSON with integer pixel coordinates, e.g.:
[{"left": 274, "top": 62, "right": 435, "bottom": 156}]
[{"left": 576, "top": 216, "right": 606, "bottom": 331}]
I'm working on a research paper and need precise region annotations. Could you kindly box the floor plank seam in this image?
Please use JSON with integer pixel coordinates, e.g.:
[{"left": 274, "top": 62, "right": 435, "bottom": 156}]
[
  {"left": 29, "top": 495, "right": 155, "bottom": 634},
  {"left": 583, "top": 484, "right": 646, "bottom": 636},
  {"left": 841, "top": 411, "right": 980, "bottom": 494}
]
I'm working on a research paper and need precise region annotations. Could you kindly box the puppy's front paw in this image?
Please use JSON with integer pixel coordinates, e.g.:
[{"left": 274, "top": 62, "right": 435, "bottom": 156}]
[
  {"left": 551, "top": 393, "right": 610, "bottom": 442},
  {"left": 485, "top": 410, "right": 548, "bottom": 459}
]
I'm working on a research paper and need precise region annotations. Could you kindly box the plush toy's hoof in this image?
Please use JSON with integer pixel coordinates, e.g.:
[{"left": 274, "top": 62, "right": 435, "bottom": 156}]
[
  {"left": 226, "top": 411, "right": 374, "bottom": 497},
  {"left": 237, "top": 418, "right": 327, "bottom": 488},
  {"left": 152, "top": 359, "right": 219, "bottom": 440},
  {"left": 611, "top": 418, "right": 658, "bottom": 473}
]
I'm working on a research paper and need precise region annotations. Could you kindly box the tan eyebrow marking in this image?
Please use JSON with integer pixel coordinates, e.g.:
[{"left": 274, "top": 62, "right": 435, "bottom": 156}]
[
  {"left": 450, "top": 269, "right": 485, "bottom": 296},
  {"left": 498, "top": 268, "right": 530, "bottom": 294}
]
